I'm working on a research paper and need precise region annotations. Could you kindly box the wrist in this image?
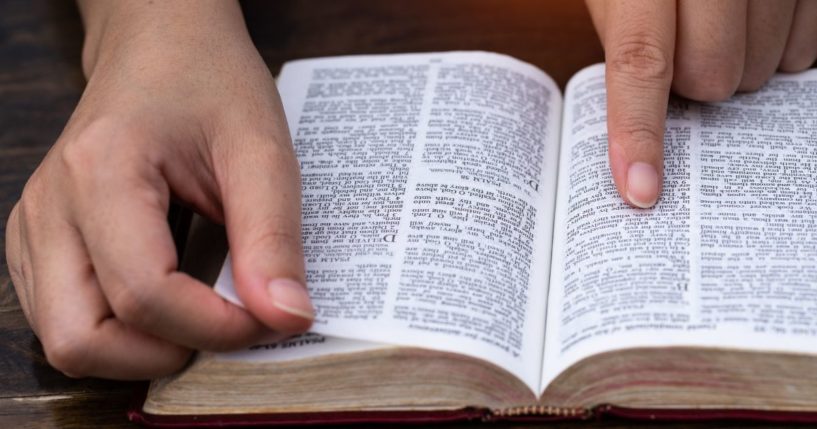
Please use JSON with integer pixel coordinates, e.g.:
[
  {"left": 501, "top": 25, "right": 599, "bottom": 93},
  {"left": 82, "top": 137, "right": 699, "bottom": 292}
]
[{"left": 77, "top": 0, "right": 249, "bottom": 79}]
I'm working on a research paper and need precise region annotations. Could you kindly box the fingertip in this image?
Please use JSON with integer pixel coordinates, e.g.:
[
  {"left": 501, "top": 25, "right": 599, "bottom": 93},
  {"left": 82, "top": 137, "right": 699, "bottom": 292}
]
[
  {"left": 236, "top": 275, "right": 314, "bottom": 334},
  {"left": 608, "top": 142, "right": 661, "bottom": 209},
  {"left": 625, "top": 162, "right": 660, "bottom": 208},
  {"left": 267, "top": 278, "right": 315, "bottom": 325}
]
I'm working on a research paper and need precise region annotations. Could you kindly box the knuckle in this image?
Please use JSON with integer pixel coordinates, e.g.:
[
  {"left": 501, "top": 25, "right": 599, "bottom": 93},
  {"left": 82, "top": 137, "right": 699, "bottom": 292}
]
[
  {"left": 59, "top": 133, "right": 101, "bottom": 182},
  {"left": 609, "top": 36, "right": 673, "bottom": 84},
  {"left": 109, "top": 282, "right": 156, "bottom": 328},
  {"left": 41, "top": 330, "right": 93, "bottom": 377},
  {"left": 58, "top": 118, "right": 146, "bottom": 183},
  {"left": 256, "top": 129, "right": 296, "bottom": 158},
  {"left": 17, "top": 186, "right": 45, "bottom": 234},
  {"left": 19, "top": 179, "right": 42, "bottom": 214},
  {"left": 17, "top": 192, "right": 34, "bottom": 222},
  {"left": 673, "top": 68, "right": 739, "bottom": 102},
  {"left": 672, "top": 47, "right": 743, "bottom": 102},
  {"left": 250, "top": 218, "right": 303, "bottom": 256},
  {"left": 231, "top": 216, "right": 305, "bottom": 283},
  {"left": 615, "top": 114, "right": 664, "bottom": 148},
  {"left": 7, "top": 200, "right": 20, "bottom": 224}
]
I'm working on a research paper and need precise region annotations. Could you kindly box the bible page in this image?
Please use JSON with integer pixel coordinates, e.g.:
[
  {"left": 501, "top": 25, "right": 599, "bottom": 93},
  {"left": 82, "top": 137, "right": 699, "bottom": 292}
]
[
  {"left": 215, "top": 52, "right": 562, "bottom": 391},
  {"left": 541, "top": 64, "right": 817, "bottom": 392}
]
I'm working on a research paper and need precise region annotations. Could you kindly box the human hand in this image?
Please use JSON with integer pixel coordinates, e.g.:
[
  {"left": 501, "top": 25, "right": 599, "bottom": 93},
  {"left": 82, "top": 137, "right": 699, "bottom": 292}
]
[
  {"left": 586, "top": 0, "right": 817, "bottom": 208},
  {"left": 5, "top": 0, "right": 313, "bottom": 379}
]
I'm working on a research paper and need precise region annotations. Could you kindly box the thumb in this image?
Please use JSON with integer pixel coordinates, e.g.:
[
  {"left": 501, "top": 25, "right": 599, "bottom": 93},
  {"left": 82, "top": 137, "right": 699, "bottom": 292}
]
[
  {"left": 604, "top": 0, "right": 675, "bottom": 208},
  {"left": 217, "top": 125, "right": 314, "bottom": 335}
]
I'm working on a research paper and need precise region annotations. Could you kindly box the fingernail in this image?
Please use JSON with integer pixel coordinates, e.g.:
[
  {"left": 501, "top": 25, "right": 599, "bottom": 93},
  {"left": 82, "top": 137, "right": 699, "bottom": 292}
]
[
  {"left": 267, "top": 279, "right": 315, "bottom": 320},
  {"left": 626, "top": 162, "right": 659, "bottom": 208}
]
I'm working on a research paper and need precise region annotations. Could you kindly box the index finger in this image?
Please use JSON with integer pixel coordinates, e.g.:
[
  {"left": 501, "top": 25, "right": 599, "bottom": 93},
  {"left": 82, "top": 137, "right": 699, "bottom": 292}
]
[
  {"left": 602, "top": 0, "right": 676, "bottom": 208},
  {"left": 70, "top": 154, "right": 265, "bottom": 351}
]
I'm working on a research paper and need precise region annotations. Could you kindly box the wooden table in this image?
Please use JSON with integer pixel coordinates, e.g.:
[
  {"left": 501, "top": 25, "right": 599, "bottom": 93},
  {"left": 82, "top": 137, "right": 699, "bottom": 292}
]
[{"left": 0, "top": 0, "right": 795, "bottom": 427}]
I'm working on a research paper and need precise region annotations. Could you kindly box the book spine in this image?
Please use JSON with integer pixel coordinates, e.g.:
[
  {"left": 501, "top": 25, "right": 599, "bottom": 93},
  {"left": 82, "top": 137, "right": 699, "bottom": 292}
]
[{"left": 487, "top": 405, "right": 590, "bottom": 420}]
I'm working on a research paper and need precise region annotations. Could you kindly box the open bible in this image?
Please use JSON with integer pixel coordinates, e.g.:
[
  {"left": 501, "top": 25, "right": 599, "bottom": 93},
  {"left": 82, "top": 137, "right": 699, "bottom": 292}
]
[{"left": 132, "top": 52, "right": 817, "bottom": 426}]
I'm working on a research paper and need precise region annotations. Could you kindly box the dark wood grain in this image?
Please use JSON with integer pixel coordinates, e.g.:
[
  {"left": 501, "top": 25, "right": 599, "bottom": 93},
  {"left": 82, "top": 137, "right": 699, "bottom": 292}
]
[
  {"left": 240, "top": 0, "right": 605, "bottom": 87},
  {"left": 0, "top": 0, "right": 798, "bottom": 428}
]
